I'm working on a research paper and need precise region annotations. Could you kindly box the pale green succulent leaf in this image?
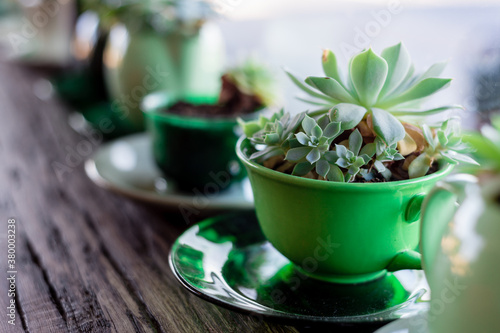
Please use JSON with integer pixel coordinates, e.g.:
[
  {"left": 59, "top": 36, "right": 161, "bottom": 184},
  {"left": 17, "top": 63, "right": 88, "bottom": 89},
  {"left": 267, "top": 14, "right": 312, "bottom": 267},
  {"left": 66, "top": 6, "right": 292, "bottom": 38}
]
[
  {"left": 440, "top": 151, "right": 479, "bottom": 165},
  {"left": 382, "top": 78, "right": 451, "bottom": 107},
  {"left": 306, "top": 148, "right": 321, "bottom": 164},
  {"left": 379, "top": 42, "right": 412, "bottom": 98},
  {"left": 360, "top": 143, "right": 376, "bottom": 157},
  {"left": 316, "top": 159, "right": 331, "bottom": 177},
  {"left": 285, "top": 70, "right": 338, "bottom": 103},
  {"left": 371, "top": 108, "right": 406, "bottom": 145},
  {"left": 422, "top": 124, "right": 436, "bottom": 149},
  {"left": 323, "top": 151, "right": 339, "bottom": 164},
  {"left": 306, "top": 77, "right": 357, "bottom": 103},
  {"left": 350, "top": 48, "right": 389, "bottom": 106},
  {"left": 327, "top": 164, "right": 345, "bottom": 182},
  {"left": 329, "top": 103, "right": 367, "bottom": 130},
  {"left": 311, "top": 124, "right": 323, "bottom": 138},
  {"left": 323, "top": 121, "right": 342, "bottom": 139},
  {"left": 249, "top": 146, "right": 282, "bottom": 161},
  {"left": 389, "top": 105, "right": 463, "bottom": 117},
  {"left": 437, "top": 130, "right": 448, "bottom": 146},
  {"left": 349, "top": 129, "right": 363, "bottom": 155},
  {"left": 418, "top": 60, "right": 448, "bottom": 82},
  {"left": 286, "top": 147, "right": 311, "bottom": 162},
  {"left": 291, "top": 162, "right": 314, "bottom": 176},
  {"left": 264, "top": 133, "right": 280, "bottom": 145},
  {"left": 295, "top": 132, "right": 309, "bottom": 145},
  {"left": 302, "top": 115, "right": 316, "bottom": 136},
  {"left": 374, "top": 160, "right": 386, "bottom": 172},
  {"left": 408, "top": 153, "right": 432, "bottom": 178},
  {"left": 321, "top": 49, "right": 344, "bottom": 86}
]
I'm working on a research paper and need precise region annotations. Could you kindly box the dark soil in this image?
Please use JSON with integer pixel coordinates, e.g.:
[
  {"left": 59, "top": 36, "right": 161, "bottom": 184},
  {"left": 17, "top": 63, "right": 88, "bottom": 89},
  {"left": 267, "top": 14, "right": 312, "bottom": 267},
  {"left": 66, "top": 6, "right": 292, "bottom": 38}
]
[{"left": 165, "top": 75, "right": 262, "bottom": 118}]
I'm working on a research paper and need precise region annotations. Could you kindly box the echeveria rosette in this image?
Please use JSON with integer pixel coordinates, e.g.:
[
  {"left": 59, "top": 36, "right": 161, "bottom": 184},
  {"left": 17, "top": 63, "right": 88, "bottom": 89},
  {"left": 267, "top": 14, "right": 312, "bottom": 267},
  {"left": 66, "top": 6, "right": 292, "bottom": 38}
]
[
  {"left": 288, "top": 43, "right": 461, "bottom": 147},
  {"left": 464, "top": 115, "right": 500, "bottom": 173},
  {"left": 242, "top": 111, "right": 304, "bottom": 163},
  {"left": 409, "top": 118, "right": 478, "bottom": 178},
  {"left": 285, "top": 114, "right": 342, "bottom": 177},
  {"left": 331, "top": 130, "right": 372, "bottom": 182},
  {"left": 225, "top": 58, "right": 280, "bottom": 107}
]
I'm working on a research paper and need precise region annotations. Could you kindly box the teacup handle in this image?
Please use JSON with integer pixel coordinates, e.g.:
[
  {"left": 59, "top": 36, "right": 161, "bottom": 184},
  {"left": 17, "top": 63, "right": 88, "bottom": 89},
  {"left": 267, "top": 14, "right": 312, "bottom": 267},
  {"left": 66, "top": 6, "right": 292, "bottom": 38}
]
[{"left": 420, "top": 174, "right": 477, "bottom": 274}]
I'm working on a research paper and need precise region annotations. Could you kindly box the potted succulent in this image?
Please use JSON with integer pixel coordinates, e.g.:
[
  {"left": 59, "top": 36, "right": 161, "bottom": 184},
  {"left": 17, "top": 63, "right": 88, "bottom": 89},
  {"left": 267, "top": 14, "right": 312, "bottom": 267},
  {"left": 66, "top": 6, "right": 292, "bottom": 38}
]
[
  {"left": 82, "top": 0, "right": 225, "bottom": 132},
  {"left": 237, "top": 43, "right": 477, "bottom": 284},
  {"left": 142, "top": 58, "right": 279, "bottom": 192},
  {"left": 418, "top": 115, "right": 499, "bottom": 333}
]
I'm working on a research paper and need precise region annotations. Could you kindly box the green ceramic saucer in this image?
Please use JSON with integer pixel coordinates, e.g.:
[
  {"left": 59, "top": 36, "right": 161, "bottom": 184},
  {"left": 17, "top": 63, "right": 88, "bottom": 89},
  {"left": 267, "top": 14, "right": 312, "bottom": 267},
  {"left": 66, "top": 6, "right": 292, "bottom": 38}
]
[
  {"left": 85, "top": 133, "right": 254, "bottom": 211},
  {"left": 169, "top": 212, "right": 430, "bottom": 327}
]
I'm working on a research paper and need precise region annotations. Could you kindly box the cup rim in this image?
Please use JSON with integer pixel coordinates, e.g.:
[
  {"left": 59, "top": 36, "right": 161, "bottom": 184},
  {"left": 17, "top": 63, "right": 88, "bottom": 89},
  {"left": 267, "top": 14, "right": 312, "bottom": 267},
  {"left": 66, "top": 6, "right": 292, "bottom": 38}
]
[{"left": 236, "top": 136, "right": 455, "bottom": 190}]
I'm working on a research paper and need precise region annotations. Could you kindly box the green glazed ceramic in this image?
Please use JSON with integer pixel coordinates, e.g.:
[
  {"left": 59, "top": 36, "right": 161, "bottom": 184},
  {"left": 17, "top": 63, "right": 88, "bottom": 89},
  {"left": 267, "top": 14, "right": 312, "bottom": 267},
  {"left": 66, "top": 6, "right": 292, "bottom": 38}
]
[
  {"left": 169, "top": 211, "right": 430, "bottom": 327},
  {"left": 142, "top": 92, "right": 259, "bottom": 192},
  {"left": 420, "top": 175, "right": 500, "bottom": 333},
  {"left": 236, "top": 138, "right": 455, "bottom": 284},
  {"left": 103, "top": 21, "right": 224, "bottom": 131},
  {"left": 84, "top": 133, "right": 253, "bottom": 211}
]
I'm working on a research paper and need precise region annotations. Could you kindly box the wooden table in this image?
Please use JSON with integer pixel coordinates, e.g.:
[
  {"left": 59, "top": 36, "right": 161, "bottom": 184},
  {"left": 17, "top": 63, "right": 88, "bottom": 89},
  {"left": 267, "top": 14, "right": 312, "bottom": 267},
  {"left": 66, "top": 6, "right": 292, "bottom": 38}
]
[{"left": 0, "top": 63, "right": 387, "bottom": 333}]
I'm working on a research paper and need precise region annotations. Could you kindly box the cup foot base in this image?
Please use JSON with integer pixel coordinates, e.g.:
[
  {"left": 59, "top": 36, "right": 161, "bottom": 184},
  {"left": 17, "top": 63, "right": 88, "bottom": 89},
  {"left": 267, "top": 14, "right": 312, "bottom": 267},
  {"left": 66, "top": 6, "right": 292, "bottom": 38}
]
[{"left": 296, "top": 268, "right": 388, "bottom": 284}]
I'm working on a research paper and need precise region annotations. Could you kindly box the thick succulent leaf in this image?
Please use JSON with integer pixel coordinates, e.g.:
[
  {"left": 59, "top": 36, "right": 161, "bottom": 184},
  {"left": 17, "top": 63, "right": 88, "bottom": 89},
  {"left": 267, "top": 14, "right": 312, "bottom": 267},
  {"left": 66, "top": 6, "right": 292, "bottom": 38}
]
[
  {"left": 388, "top": 63, "right": 416, "bottom": 97},
  {"left": 329, "top": 103, "right": 367, "bottom": 130},
  {"left": 285, "top": 70, "right": 338, "bottom": 103},
  {"left": 437, "top": 131, "right": 448, "bottom": 146},
  {"left": 379, "top": 43, "right": 412, "bottom": 98},
  {"left": 381, "top": 78, "right": 451, "bottom": 107},
  {"left": 336, "top": 158, "right": 349, "bottom": 168},
  {"left": 323, "top": 151, "right": 339, "bottom": 164},
  {"left": 264, "top": 133, "right": 281, "bottom": 145},
  {"left": 360, "top": 142, "right": 376, "bottom": 157},
  {"left": 418, "top": 60, "right": 448, "bottom": 82},
  {"left": 390, "top": 105, "right": 463, "bottom": 117},
  {"left": 302, "top": 115, "right": 317, "bottom": 136},
  {"left": 296, "top": 97, "right": 333, "bottom": 108},
  {"left": 374, "top": 160, "right": 386, "bottom": 172},
  {"left": 285, "top": 113, "right": 306, "bottom": 137},
  {"left": 349, "top": 129, "right": 363, "bottom": 155},
  {"left": 408, "top": 153, "right": 432, "bottom": 178},
  {"left": 350, "top": 48, "right": 389, "bottom": 106},
  {"left": 335, "top": 144, "right": 349, "bottom": 158},
  {"left": 312, "top": 124, "right": 323, "bottom": 138},
  {"left": 322, "top": 49, "right": 344, "bottom": 86},
  {"left": 316, "top": 159, "right": 331, "bottom": 177},
  {"left": 292, "top": 162, "right": 314, "bottom": 176},
  {"left": 295, "top": 132, "right": 310, "bottom": 145},
  {"left": 238, "top": 118, "right": 262, "bottom": 137},
  {"left": 327, "top": 164, "right": 344, "bottom": 182},
  {"left": 323, "top": 121, "right": 342, "bottom": 139},
  {"left": 422, "top": 124, "right": 436, "bottom": 149},
  {"left": 317, "top": 114, "right": 330, "bottom": 130},
  {"left": 371, "top": 108, "right": 406, "bottom": 145},
  {"left": 306, "top": 148, "right": 321, "bottom": 164},
  {"left": 285, "top": 147, "right": 311, "bottom": 162},
  {"left": 249, "top": 146, "right": 282, "bottom": 161},
  {"left": 440, "top": 151, "right": 479, "bottom": 165},
  {"left": 306, "top": 77, "right": 357, "bottom": 103}
]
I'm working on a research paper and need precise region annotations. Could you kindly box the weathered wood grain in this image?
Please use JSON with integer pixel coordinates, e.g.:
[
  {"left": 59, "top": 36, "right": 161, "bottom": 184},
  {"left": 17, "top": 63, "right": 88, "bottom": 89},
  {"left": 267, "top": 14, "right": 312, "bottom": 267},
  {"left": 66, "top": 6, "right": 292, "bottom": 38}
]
[{"left": 0, "top": 62, "right": 302, "bottom": 332}]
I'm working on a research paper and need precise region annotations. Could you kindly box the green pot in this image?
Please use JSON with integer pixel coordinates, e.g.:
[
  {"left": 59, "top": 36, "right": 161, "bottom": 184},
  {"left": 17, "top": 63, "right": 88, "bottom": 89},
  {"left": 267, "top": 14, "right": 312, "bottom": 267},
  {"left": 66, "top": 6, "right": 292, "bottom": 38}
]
[
  {"left": 103, "top": 21, "right": 224, "bottom": 132},
  {"left": 236, "top": 138, "right": 455, "bottom": 284},
  {"left": 142, "top": 93, "right": 257, "bottom": 192},
  {"left": 420, "top": 175, "right": 500, "bottom": 333}
]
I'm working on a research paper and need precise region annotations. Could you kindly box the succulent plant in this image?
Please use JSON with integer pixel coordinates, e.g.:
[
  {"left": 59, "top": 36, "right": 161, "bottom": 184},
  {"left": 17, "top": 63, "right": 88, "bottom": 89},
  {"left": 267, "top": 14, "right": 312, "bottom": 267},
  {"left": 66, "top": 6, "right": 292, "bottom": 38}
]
[
  {"left": 409, "top": 118, "right": 478, "bottom": 178},
  {"left": 464, "top": 115, "right": 500, "bottom": 173},
  {"left": 225, "top": 58, "right": 280, "bottom": 107},
  {"left": 240, "top": 44, "right": 478, "bottom": 183},
  {"left": 287, "top": 43, "right": 462, "bottom": 147}
]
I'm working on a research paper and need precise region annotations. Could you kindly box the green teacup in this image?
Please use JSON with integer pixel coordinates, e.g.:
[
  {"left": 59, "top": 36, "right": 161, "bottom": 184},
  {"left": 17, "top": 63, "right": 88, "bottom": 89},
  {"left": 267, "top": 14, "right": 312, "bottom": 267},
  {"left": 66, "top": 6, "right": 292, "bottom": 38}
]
[
  {"left": 142, "top": 92, "right": 256, "bottom": 192},
  {"left": 237, "top": 137, "right": 454, "bottom": 284}
]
